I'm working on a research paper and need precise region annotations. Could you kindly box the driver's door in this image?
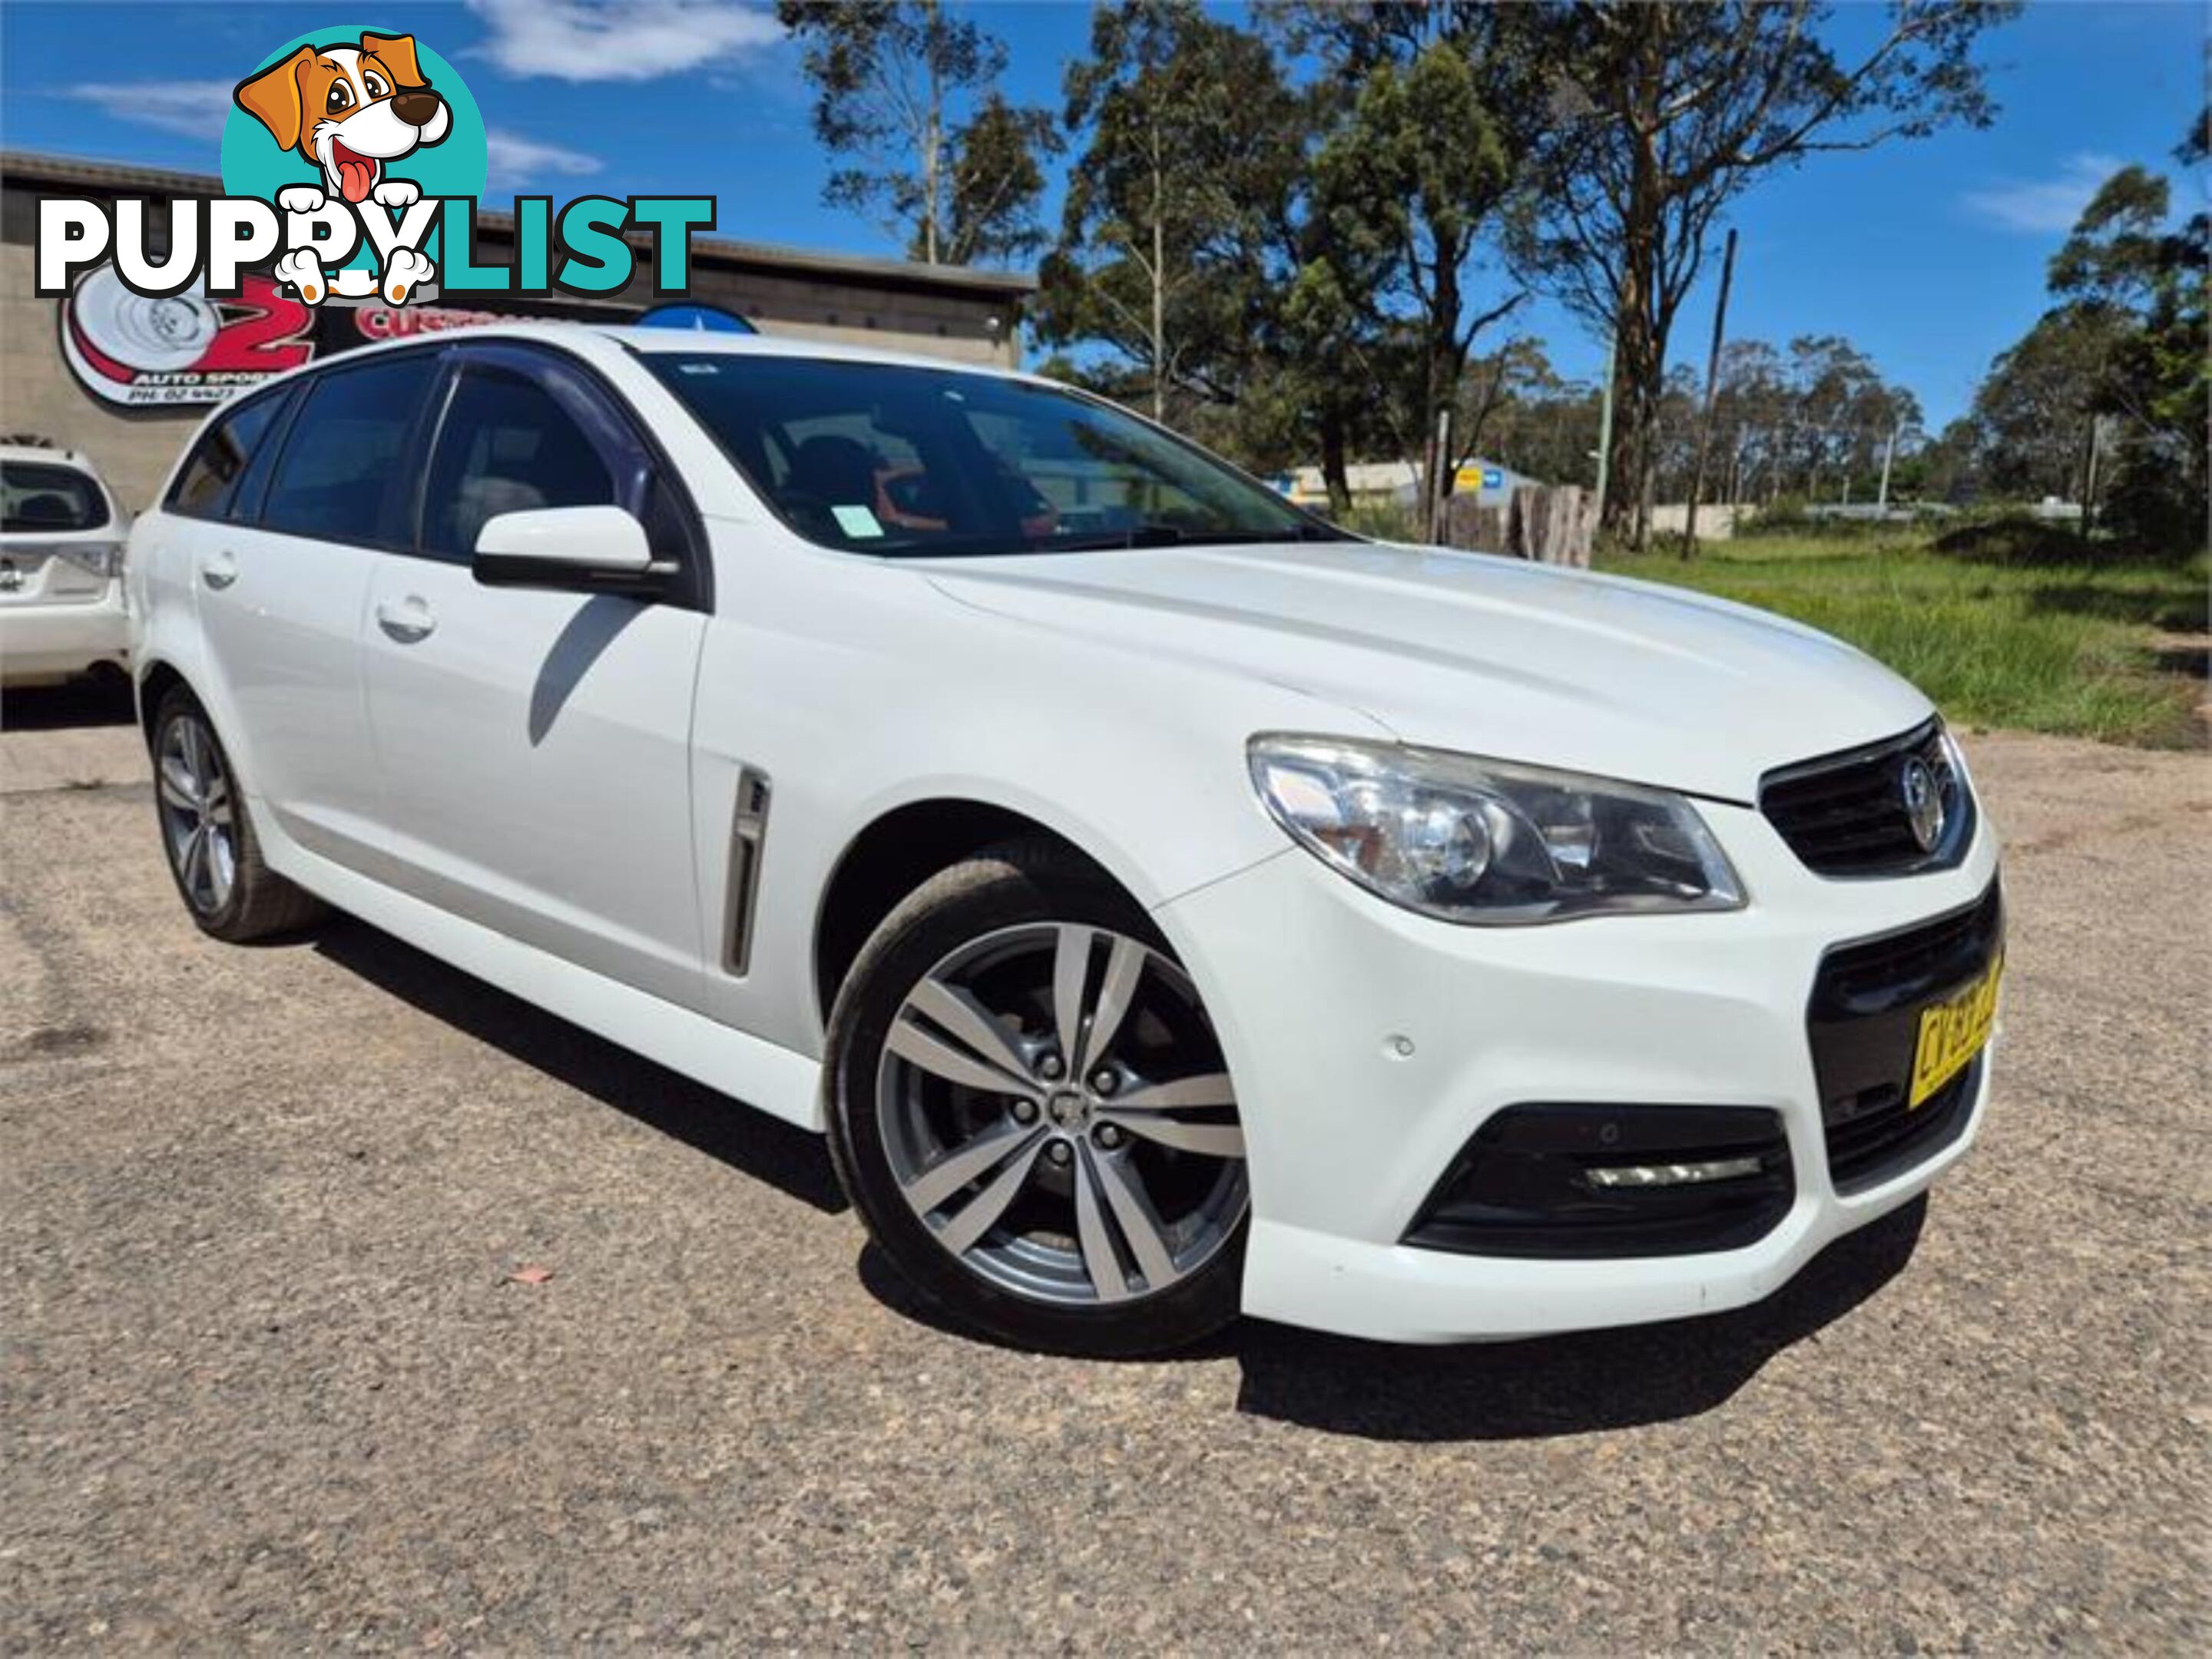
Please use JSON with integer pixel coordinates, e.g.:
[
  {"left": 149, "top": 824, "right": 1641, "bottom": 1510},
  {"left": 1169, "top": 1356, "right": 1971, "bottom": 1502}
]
[{"left": 358, "top": 342, "right": 710, "bottom": 1008}]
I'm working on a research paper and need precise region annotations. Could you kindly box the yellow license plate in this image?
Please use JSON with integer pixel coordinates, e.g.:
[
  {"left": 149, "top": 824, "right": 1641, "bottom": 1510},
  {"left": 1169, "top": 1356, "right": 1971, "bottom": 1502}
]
[{"left": 1909, "top": 953, "right": 2002, "bottom": 1108}]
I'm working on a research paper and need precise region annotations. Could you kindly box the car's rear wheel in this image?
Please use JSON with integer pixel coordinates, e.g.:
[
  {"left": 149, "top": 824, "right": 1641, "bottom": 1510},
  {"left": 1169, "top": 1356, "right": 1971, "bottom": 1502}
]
[
  {"left": 152, "top": 687, "right": 326, "bottom": 942},
  {"left": 826, "top": 842, "right": 1248, "bottom": 1356}
]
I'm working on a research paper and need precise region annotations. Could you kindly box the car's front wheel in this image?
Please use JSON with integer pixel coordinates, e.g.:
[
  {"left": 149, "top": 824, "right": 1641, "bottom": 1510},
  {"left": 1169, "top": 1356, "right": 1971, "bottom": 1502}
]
[{"left": 826, "top": 842, "right": 1248, "bottom": 1356}]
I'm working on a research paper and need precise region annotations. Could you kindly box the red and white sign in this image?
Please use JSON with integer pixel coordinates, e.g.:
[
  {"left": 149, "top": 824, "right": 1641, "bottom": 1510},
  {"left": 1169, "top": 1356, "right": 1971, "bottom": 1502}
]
[
  {"left": 59, "top": 262, "right": 641, "bottom": 409},
  {"left": 59, "top": 265, "right": 315, "bottom": 407}
]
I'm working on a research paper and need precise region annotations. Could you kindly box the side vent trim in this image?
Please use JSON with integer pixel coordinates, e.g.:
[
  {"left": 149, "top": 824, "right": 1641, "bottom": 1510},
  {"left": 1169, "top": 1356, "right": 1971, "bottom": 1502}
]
[{"left": 724, "top": 768, "right": 772, "bottom": 976}]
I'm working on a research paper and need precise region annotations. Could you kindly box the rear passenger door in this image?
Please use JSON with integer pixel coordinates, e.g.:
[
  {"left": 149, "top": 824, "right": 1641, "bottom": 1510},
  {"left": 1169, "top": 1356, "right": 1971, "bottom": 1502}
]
[
  {"left": 187, "top": 352, "right": 440, "bottom": 862},
  {"left": 357, "top": 342, "right": 710, "bottom": 1008}
]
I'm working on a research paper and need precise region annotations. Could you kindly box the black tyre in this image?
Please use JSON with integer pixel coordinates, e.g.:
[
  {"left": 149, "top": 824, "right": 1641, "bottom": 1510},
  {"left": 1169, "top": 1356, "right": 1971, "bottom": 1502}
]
[
  {"left": 151, "top": 685, "right": 326, "bottom": 942},
  {"left": 826, "top": 839, "right": 1249, "bottom": 1356}
]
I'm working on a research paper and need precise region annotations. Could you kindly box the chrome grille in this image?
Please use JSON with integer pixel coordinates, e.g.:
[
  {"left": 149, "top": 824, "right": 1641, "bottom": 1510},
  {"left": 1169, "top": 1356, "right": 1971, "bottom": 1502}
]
[{"left": 1760, "top": 720, "right": 1973, "bottom": 877}]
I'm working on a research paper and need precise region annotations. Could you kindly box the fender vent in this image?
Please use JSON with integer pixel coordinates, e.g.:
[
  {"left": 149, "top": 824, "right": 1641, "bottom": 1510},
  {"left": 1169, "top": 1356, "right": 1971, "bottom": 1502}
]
[{"left": 724, "top": 768, "right": 772, "bottom": 975}]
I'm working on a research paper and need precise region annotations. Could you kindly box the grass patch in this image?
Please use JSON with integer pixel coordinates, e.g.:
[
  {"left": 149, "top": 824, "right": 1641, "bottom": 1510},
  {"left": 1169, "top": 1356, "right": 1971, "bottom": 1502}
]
[{"left": 1598, "top": 529, "right": 2207, "bottom": 748}]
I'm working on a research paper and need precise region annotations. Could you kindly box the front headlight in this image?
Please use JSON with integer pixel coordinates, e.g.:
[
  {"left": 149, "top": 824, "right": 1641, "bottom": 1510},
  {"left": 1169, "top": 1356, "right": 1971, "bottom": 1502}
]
[{"left": 1248, "top": 734, "right": 1746, "bottom": 925}]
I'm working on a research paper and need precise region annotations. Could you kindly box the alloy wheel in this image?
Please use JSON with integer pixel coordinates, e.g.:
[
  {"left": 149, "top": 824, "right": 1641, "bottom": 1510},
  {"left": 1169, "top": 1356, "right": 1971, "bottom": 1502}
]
[
  {"left": 876, "top": 922, "right": 1247, "bottom": 1307},
  {"left": 157, "top": 713, "right": 237, "bottom": 916}
]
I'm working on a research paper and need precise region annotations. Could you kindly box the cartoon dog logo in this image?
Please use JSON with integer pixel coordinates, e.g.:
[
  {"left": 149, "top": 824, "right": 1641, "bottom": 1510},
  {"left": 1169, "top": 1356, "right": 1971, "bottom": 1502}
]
[{"left": 233, "top": 32, "right": 447, "bottom": 304}]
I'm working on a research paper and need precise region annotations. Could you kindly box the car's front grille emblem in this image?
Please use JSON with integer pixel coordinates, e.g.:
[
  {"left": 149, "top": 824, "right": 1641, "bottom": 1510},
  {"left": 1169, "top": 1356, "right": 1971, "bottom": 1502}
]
[{"left": 1899, "top": 754, "right": 1945, "bottom": 853}]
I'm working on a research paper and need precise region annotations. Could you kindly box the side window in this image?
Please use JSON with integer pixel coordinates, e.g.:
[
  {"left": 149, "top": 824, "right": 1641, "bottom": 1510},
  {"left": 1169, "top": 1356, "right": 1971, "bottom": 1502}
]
[
  {"left": 260, "top": 354, "right": 440, "bottom": 545},
  {"left": 420, "top": 364, "right": 620, "bottom": 561},
  {"left": 224, "top": 385, "right": 299, "bottom": 525},
  {"left": 165, "top": 390, "right": 286, "bottom": 522}
]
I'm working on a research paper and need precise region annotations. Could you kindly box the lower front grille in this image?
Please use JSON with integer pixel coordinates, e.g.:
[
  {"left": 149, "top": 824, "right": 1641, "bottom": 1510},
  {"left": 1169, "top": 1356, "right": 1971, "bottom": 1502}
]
[
  {"left": 1822, "top": 1058, "right": 1981, "bottom": 1192},
  {"left": 1808, "top": 880, "right": 2003, "bottom": 1193},
  {"left": 1403, "top": 1103, "right": 1793, "bottom": 1259}
]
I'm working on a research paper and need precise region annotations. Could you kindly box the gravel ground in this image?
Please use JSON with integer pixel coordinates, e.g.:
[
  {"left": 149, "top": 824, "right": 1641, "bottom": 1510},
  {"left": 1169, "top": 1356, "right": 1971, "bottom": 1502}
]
[{"left": 2, "top": 709, "right": 2206, "bottom": 1652}]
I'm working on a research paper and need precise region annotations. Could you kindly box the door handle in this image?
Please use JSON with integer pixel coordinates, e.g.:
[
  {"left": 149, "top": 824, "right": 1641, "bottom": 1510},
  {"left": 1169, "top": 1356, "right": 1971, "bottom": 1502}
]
[
  {"left": 200, "top": 551, "right": 240, "bottom": 591},
  {"left": 375, "top": 596, "right": 437, "bottom": 644}
]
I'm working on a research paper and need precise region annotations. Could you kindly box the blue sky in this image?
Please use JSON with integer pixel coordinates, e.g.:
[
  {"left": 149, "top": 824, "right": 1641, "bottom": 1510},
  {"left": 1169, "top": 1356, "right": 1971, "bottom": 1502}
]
[{"left": 1, "top": 0, "right": 2200, "bottom": 428}]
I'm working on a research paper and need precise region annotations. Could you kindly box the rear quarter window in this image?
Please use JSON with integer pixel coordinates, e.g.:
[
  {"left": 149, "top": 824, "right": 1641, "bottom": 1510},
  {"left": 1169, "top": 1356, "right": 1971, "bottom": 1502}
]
[
  {"left": 166, "top": 390, "right": 290, "bottom": 522},
  {"left": 3, "top": 460, "right": 110, "bottom": 533}
]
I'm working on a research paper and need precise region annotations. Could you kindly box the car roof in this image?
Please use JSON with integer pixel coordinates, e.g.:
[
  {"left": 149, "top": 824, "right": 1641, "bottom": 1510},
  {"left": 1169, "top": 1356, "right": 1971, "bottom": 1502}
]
[
  {"left": 598, "top": 322, "right": 1020, "bottom": 375},
  {"left": 327, "top": 319, "right": 1049, "bottom": 388},
  {"left": 1, "top": 442, "right": 100, "bottom": 472}
]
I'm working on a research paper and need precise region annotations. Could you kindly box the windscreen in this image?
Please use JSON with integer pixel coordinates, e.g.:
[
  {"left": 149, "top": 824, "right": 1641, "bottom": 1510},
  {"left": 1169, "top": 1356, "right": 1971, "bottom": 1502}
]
[
  {"left": 642, "top": 352, "right": 1347, "bottom": 558},
  {"left": 2, "top": 462, "right": 110, "bottom": 534}
]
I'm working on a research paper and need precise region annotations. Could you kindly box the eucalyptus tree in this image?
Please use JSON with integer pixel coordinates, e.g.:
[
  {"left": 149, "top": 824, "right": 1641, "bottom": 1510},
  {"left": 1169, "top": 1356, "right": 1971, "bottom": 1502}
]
[
  {"left": 778, "top": 1, "right": 1054, "bottom": 267},
  {"left": 935, "top": 93, "right": 1061, "bottom": 266},
  {"left": 1949, "top": 116, "right": 2207, "bottom": 542},
  {"left": 1277, "top": 2, "right": 1551, "bottom": 517},
  {"left": 1514, "top": 2, "right": 2015, "bottom": 545},
  {"left": 1963, "top": 311, "right": 2119, "bottom": 503},
  {"left": 2042, "top": 141, "right": 2208, "bottom": 541},
  {"left": 1039, "top": 0, "right": 1303, "bottom": 422}
]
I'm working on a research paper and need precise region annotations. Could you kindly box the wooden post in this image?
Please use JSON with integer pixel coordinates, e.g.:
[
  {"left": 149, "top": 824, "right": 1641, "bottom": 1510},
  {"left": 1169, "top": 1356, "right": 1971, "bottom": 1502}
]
[
  {"left": 1681, "top": 227, "right": 1739, "bottom": 560},
  {"left": 1594, "top": 334, "right": 1616, "bottom": 521},
  {"left": 1425, "top": 406, "right": 1453, "bottom": 542}
]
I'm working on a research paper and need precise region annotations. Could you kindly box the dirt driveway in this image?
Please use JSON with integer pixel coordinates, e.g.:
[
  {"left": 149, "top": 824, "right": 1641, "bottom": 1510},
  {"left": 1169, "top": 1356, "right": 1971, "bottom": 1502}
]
[{"left": 3, "top": 703, "right": 2206, "bottom": 1651}]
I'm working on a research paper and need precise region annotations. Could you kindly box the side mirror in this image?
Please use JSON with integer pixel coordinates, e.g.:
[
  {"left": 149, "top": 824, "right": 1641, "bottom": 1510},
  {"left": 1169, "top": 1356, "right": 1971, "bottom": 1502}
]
[{"left": 472, "top": 505, "right": 662, "bottom": 594}]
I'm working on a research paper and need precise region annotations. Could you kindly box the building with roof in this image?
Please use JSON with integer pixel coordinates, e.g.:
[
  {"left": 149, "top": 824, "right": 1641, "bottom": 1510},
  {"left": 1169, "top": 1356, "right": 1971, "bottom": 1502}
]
[{"left": 0, "top": 152, "right": 1037, "bottom": 508}]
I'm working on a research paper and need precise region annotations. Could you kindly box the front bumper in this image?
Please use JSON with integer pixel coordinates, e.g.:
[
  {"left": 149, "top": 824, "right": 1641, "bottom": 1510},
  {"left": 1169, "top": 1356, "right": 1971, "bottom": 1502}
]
[
  {"left": 0, "top": 583, "right": 129, "bottom": 685},
  {"left": 1154, "top": 793, "right": 2002, "bottom": 1343}
]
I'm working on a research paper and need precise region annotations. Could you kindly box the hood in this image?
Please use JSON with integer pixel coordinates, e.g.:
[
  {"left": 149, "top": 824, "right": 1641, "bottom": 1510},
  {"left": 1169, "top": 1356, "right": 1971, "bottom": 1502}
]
[{"left": 925, "top": 541, "right": 1932, "bottom": 803}]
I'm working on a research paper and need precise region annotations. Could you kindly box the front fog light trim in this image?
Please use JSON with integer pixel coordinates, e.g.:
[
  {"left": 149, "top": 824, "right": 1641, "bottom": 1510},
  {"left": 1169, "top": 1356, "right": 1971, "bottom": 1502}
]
[{"left": 1402, "top": 1101, "right": 1794, "bottom": 1260}]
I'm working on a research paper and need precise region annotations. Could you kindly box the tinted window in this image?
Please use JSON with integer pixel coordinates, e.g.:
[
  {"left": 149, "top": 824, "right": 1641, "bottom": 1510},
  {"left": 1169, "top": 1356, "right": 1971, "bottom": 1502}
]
[
  {"left": 5, "top": 460, "right": 110, "bottom": 532},
  {"left": 262, "top": 354, "right": 439, "bottom": 545},
  {"left": 222, "top": 385, "right": 300, "bottom": 525},
  {"left": 643, "top": 353, "right": 1346, "bottom": 558},
  {"left": 421, "top": 365, "right": 618, "bottom": 560},
  {"left": 165, "top": 392, "right": 286, "bottom": 522}
]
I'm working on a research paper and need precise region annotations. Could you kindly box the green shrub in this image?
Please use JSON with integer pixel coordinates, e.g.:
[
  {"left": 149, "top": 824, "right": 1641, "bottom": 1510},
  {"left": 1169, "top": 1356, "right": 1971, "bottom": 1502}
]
[
  {"left": 1757, "top": 494, "right": 1813, "bottom": 530},
  {"left": 1931, "top": 513, "right": 2193, "bottom": 568},
  {"left": 1336, "top": 498, "right": 1421, "bottom": 542}
]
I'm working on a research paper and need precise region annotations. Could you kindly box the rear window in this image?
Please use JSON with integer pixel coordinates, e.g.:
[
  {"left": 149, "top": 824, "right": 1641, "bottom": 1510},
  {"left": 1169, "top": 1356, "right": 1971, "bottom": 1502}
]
[
  {"left": 167, "top": 390, "right": 289, "bottom": 522},
  {"left": 3, "top": 461, "right": 109, "bottom": 533},
  {"left": 260, "top": 354, "right": 442, "bottom": 546}
]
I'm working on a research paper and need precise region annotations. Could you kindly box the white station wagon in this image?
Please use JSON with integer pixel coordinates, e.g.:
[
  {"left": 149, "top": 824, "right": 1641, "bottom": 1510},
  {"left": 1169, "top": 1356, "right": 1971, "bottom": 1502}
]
[
  {"left": 2, "top": 440, "right": 131, "bottom": 688},
  {"left": 128, "top": 325, "right": 2002, "bottom": 1354}
]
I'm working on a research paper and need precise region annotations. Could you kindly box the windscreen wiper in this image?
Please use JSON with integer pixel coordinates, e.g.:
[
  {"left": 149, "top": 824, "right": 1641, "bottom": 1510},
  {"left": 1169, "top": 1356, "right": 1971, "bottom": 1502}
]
[
  {"left": 1035, "top": 521, "right": 1353, "bottom": 554},
  {"left": 1041, "top": 524, "right": 1189, "bottom": 551},
  {"left": 1179, "top": 525, "right": 1356, "bottom": 545}
]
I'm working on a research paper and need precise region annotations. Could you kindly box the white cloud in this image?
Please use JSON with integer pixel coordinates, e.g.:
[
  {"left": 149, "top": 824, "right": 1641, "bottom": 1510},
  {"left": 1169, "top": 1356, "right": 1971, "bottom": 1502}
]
[
  {"left": 464, "top": 0, "right": 783, "bottom": 84},
  {"left": 485, "top": 130, "right": 604, "bottom": 189},
  {"left": 1962, "top": 153, "right": 2125, "bottom": 234},
  {"left": 60, "top": 81, "right": 233, "bottom": 141}
]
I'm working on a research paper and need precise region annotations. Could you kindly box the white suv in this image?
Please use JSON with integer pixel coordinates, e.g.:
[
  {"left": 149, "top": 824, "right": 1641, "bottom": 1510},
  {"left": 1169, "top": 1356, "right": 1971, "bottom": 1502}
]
[
  {"left": 128, "top": 325, "right": 2002, "bottom": 1354},
  {"left": 2, "top": 441, "right": 131, "bottom": 687}
]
